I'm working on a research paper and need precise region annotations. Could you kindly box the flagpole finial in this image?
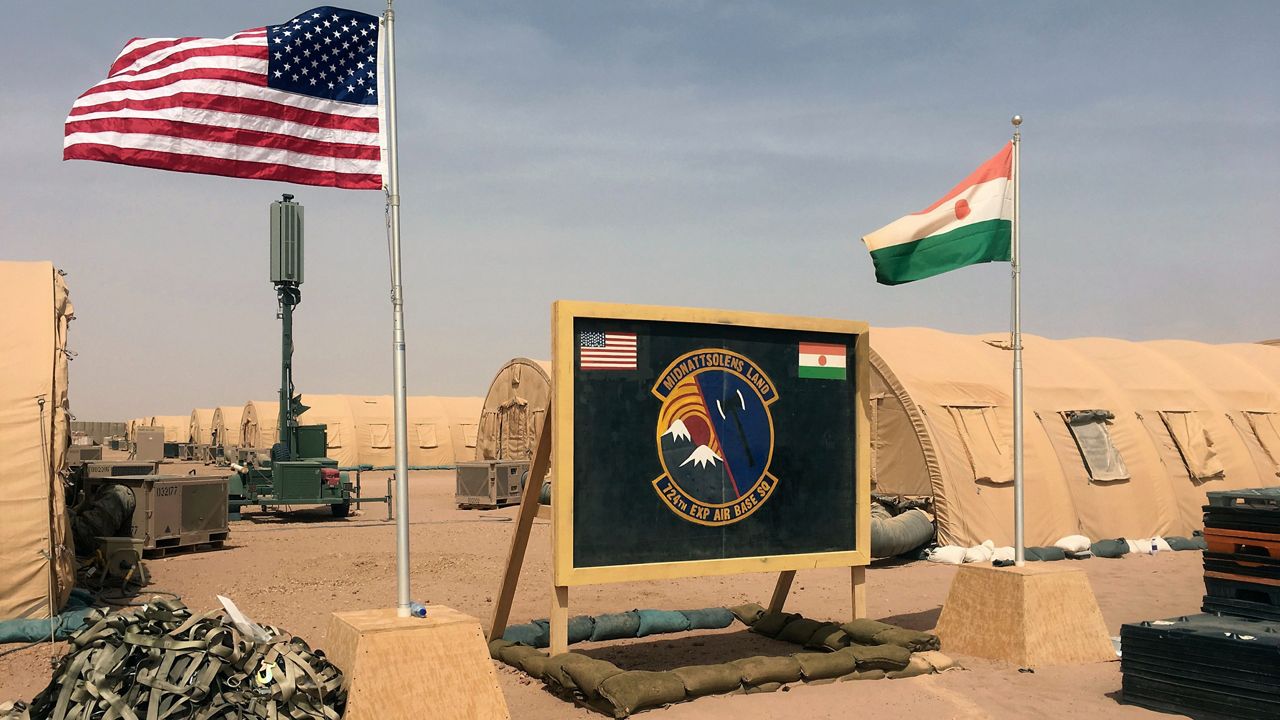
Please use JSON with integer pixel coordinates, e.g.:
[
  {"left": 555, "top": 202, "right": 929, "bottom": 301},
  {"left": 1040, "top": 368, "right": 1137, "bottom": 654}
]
[{"left": 1011, "top": 115, "right": 1022, "bottom": 127}]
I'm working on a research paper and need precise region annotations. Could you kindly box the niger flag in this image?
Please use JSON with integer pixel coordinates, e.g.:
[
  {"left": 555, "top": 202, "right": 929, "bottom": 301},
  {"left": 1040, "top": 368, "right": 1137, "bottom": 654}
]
[{"left": 862, "top": 143, "right": 1013, "bottom": 285}]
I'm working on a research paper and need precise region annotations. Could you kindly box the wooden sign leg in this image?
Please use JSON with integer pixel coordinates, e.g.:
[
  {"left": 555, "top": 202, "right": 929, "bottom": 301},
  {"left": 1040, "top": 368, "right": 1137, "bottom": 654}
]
[
  {"left": 851, "top": 566, "right": 867, "bottom": 620},
  {"left": 488, "top": 410, "right": 553, "bottom": 641},
  {"left": 550, "top": 585, "right": 569, "bottom": 656},
  {"left": 768, "top": 570, "right": 796, "bottom": 613}
]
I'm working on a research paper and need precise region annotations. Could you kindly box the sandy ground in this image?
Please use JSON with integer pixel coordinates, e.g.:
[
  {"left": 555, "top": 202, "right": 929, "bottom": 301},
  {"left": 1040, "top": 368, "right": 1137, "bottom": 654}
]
[{"left": 1, "top": 464, "right": 1206, "bottom": 719}]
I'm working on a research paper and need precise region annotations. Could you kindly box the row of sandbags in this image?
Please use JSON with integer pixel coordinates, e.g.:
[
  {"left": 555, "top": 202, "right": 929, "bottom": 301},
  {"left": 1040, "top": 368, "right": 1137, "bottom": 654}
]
[
  {"left": 490, "top": 604, "right": 956, "bottom": 717},
  {"left": 502, "top": 608, "right": 734, "bottom": 648},
  {"left": 925, "top": 532, "right": 1207, "bottom": 565}
]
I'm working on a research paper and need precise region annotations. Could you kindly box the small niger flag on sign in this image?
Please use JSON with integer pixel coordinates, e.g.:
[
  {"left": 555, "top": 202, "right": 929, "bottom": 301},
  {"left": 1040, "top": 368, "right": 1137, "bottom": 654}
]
[{"left": 799, "top": 342, "right": 847, "bottom": 380}]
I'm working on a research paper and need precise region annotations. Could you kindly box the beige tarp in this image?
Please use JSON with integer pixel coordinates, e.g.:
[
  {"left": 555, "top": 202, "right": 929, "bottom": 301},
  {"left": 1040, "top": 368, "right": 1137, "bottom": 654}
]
[
  {"left": 476, "top": 358, "right": 552, "bottom": 462},
  {"left": 871, "top": 327, "right": 1280, "bottom": 547},
  {"left": 240, "top": 400, "right": 280, "bottom": 450},
  {"left": 0, "top": 261, "right": 75, "bottom": 620},
  {"left": 148, "top": 415, "right": 189, "bottom": 443},
  {"left": 127, "top": 417, "right": 148, "bottom": 443},
  {"left": 296, "top": 394, "right": 482, "bottom": 467},
  {"left": 189, "top": 408, "right": 216, "bottom": 444},
  {"left": 211, "top": 406, "right": 243, "bottom": 449}
]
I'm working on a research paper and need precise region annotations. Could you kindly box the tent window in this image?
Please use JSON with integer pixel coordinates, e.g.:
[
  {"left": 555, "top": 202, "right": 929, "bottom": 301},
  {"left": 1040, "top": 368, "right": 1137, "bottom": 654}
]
[
  {"left": 463, "top": 424, "right": 479, "bottom": 448},
  {"left": 1061, "top": 410, "right": 1129, "bottom": 482},
  {"left": 327, "top": 422, "right": 343, "bottom": 449},
  {"left": 1244, "top": 412, "right": 1280, "bottom": 467},
  {"left": 946, "top": 406, "right": 1012, "bottom": 484},
  {"left": 1158, "top": 411, "right": 1225, "bottom": 481},
  {"left": 370, "top": 423, "right": 392, "bottom": 449},
  {"left": 416, "top": 423, "right": 439, "bottom": 449}
]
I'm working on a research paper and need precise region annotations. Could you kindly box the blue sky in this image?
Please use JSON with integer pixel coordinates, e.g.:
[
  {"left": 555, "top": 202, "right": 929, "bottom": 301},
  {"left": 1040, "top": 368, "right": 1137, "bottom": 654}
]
[{"left": 3, "top": 2, "right": 1277, "bottom": 418}]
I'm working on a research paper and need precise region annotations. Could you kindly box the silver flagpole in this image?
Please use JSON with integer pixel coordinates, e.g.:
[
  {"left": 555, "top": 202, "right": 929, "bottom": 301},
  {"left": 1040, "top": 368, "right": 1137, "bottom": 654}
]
[
  {"left": 382, "top": 0, "right": 412, "bottom": 616},
  {"left": 1011, "top": 115, "right": 1024, "bottom": 566}
]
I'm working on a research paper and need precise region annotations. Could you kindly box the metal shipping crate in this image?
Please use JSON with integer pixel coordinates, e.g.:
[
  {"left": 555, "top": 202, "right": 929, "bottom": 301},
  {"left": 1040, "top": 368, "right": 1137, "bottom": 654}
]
[
  {"left": 84, "top": 474, "right": 229, "bottom": 556},
  {"left": 455, "top": 460, "right": 528, "bottom": 509}
]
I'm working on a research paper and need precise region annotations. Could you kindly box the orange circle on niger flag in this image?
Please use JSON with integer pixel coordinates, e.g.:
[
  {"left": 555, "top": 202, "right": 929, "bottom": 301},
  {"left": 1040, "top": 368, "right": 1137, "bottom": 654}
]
[
  {"left": 818, "top": 355, "right": 827, "bottom": 366},
  {"left": 954, "top": 199, "right": 971, "bottom": 220}
]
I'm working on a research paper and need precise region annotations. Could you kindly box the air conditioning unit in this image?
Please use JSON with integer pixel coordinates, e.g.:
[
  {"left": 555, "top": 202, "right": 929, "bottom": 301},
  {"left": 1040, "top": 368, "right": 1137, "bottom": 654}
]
[{"left": 455, "top": 461, "right": 528, "bottom": 509}]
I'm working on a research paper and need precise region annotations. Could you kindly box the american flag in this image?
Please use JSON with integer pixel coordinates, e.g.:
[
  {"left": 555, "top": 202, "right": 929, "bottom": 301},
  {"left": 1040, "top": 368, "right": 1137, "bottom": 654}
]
[
  {"left": 64, "top": 6, "right": 384, "bottom": 190},
  {"left": 579, "top": 331, "right": 638, "bottom": 370}
]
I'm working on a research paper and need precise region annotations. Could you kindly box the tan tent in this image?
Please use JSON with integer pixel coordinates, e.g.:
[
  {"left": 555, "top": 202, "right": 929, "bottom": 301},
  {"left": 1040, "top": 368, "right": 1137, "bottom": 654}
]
[
  {"left": 127, "top": 417, "right": 149, "bottom": 443},
  {"left": 870, "top": 328, "right": 1280, "bottom": 547},
  {"left": 0, "top": 261, "right": 75, "bottom": 620},
  {"left": 294, "top": 394, "right": 482, "bottom": 467},
  {"left": 149, "top": 415, "right": 189, "bottom": 443},
  {"left": 475, "top": 358, "right": 552, "bottom": 462},
  {"left": 240, "top": 400, "right": 280, "bottom": 450},
  {"left": 211, "top": 406, "right": 243, "bottom": 450},
  {"left": 189, "top": 408, "right": 216, "bottom": 444}
]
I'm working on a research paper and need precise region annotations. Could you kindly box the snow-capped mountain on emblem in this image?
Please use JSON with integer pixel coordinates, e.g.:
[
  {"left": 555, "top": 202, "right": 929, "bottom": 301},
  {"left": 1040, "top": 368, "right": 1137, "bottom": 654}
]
[
  {"left": 663, "top": 418, "right": 692, "bottom": 443},
  {"left": 680, "top": 445, "right": 722, "bottom": 469}
]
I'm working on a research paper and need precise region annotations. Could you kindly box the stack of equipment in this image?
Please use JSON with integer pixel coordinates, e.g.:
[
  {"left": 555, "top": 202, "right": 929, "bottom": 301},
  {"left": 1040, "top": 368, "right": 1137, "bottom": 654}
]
[
  {"left": 1202, "top": 487, "right": 1280, "bottom": 621},
  {"left": 1120, "top": 613, "right": 1280, "bottom": 719}
]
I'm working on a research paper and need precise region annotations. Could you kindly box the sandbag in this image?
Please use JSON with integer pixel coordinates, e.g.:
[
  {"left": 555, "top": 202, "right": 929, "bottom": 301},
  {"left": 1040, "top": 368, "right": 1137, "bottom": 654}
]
[
  {"left": 870, "top": 507, "right": 935, "bottom": 559},
  {"left": 591, "top": 612, "right": 642, "bottom": 641},
  {"left": 795, "top": 651, "right": 857, "bottom": 680},
  {"left": 750, "top": 611, "right": 799, "bottom": 638},
  {"left": 569, "top": 615, "right": 596, "bottom": 643},
  {"left": 841, "top": 643, "right": 911, "bottom": 671},
  {"left": 635, "top": 609, "right": 690, "bottom": 637},
  {"left": 730, "top": 655, "right": 802, "bottom": 685},
  {"left": 564, "top": 657, "right": 625, "bottom": 700},
  {"left": 840, "top": 618, "right": 894, "bottom": 645},
  {"left": 680, "top": 607, "right": 734, "bottom": 630},
  {"left": 672, "top": 664, "right": 743, "bottom": 697},
  {"left": 990, "top": 546, "right": 1015, "bottom": 564},
  {"left": 839, "top": 669, "right": 886, "bottom": 681},
  {"left": 727, "top": 603, "right": 766, "bottom": 626},
  {"left": 502, "top": 622, "right": 549, "bottom": 648},
  {"left": 775, "top": 617, "right": 826, "bottom": 645},
  {"left": 543, "top": 652, "right": 598, "bottom": 692},
  {"left": 963, "top": 540, "right": 995, "bottom": 563},
  {"left": 873, "top": 628, "right": 940, "bottom": 652},
  {"left": 488, "top": 638, "right": 516, "bottom": 659},
  {"left": 1054, "top": 534, "right": 1091, "bottom": 553},
  {"left": 1165, "top": 535, "right": 1206, "bottom": 551},
  {"left": 804, "top": 623, "right": 848, "bottom": 652},
  {"left": 1090, "top": 538, "right": 1129, "bottom": 558},
  {"left": 926, "top": 545, "right": 967, "bottom": 564},
  {"left": 916, "top": 650, "right": 960, "bottom": 672},
  {"left": 498, "top": 643, "right": 544, "bottom": 668},
  {"left": 744, "top": 681, "right": 783, "bottom": 694},
  {"left": 886, "top": 654, "right": 934, "bottom": 679},
  {"left": 1024, "top": 546, "right": 1066, "bottom": 562},
  {"left": 597, "top": 671, "right": 687, "bottom": 718},
  {"left": 519, "top": 652, "right": 553, "bottom": 678}
]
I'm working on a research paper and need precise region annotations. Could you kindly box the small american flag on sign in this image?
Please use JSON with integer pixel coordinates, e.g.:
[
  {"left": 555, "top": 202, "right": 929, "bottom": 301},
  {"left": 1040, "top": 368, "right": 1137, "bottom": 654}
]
[{"left": 579, "top": 331, "right": 637, "bottom": 370}]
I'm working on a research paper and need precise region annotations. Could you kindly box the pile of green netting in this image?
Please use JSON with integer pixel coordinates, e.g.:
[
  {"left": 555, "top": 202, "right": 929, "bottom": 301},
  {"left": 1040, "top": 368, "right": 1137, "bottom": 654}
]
[
  {"left": 0, "top": 599, "right": 345, "bottom": 720},
  {"left": 490, "top": 603, "right": 958, "bottom": 718}
]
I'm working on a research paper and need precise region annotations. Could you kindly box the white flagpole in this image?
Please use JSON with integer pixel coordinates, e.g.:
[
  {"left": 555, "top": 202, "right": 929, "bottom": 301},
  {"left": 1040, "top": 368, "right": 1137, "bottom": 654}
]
[
  {"left": 1011, "top": 115, "right": 1025, "bottom": 566},
  {"left": 382, "top": 0, "right": 412, "bottom": 616}
]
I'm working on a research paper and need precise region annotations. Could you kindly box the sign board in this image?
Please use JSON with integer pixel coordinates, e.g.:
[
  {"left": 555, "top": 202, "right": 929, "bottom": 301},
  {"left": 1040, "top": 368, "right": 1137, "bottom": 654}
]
[{"left": 551, "top": 301, "right": 870, "bottom": 585}]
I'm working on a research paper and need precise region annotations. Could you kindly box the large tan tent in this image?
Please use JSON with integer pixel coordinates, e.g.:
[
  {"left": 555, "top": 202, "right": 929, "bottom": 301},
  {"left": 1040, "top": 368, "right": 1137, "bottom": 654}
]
[
  {"left": 189, "top": 408, "right": 216, "bottom": 445},
  {"left": 0, "top": 262, "right": 75, "bottom": 620},
  {"left": 149, "top": 415, "right": 189, "bottom": 443},
  {"left": 211, "top": 406, "right": 243, "bottom": 455},
  {"left": 240, "top": 400, "right": 280, "bottom": 450},
  {"left": 295, "top": 394, "right": 482, "bottom": 467},
  {"left": 475, "top": 358, "right": 552, "bottom": 462},
  {"left": 870, "top": 328, "right": 1280, "bottom": 548}
]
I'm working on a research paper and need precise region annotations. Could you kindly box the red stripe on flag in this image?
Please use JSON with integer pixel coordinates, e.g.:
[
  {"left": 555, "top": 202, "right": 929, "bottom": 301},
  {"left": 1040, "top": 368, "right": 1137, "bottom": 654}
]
[
  {"left": 62, "top": 144, "right": 383, "bottom": 190},
  {"left": 65, "top": 117, "right": 382, "bottom": 161},
  {"left": 68, "top": 93, "right": 380, "bottom": 133},
  {"left": 913, "top": 142, "right": 1012, "bottom": 215},
  {"left": 82, "top": 68, "right": 269, "bottom": 97},
  {"left": 799, "top": 342, "right": 846, "bottom": 355},
  {"left": 109, "top": 32, "right": 266, "bottom": 76},
  {"left": 109, "top": 44, "right": 268, "bottom": 79}
]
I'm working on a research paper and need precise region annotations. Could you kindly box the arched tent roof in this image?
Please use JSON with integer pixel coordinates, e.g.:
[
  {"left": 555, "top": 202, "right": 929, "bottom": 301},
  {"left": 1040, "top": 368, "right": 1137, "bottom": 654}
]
[
  {"left": 475, "top": 358, "right": 552, "bottom": 462},
  {"left": 149, "top": 416, "right": 189, "bottom": 443},
  {"left": 871, "top": 328, "right": 1280, "bottom": 547},
  {"left": 211, "top": 406, "right": 243, "bottom": 447},
  {"left": 189, "top": 408, "right": 216, "bottom": 445},
  {"left": 240, "top": 401, "right": 279, "bottom": 450},
  {"left": 293, "top": 394, "right": 484, "bottom": 467}
]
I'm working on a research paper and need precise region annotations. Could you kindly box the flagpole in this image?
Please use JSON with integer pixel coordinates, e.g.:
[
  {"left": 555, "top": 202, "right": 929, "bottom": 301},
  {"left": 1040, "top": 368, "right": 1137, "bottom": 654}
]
[
  {"left": 1011, "top": 115, "right": 1025, "bottom": 567},
  {"left": 383, "top": 0, "right": 412, "bottom": 617}
]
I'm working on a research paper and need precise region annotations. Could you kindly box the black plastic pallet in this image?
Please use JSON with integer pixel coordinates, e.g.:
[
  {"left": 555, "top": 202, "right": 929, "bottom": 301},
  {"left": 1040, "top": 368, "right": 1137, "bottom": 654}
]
[
  {"left": 1123, "top": 675, "right": 1280, "bottom": 720},
  {"left": 1202, "top": 598, "right": 1280, "bottom": 622},
  {"left": 1204, "top": 557, "right": 1280, "bottom": 582},
  {"left": 1204, "top": 511, "right": 1280, "bottom": 534},
  {"left": 1204, "top": 575, "right": 1280, "bottom": 607},
  {"left": 1206, "top": 487, "right": 1280, "bottom": 509}
]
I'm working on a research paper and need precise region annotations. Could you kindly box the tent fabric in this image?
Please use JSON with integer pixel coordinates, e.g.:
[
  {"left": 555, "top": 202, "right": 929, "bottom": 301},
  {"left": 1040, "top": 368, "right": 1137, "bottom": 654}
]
[
  {"left": 240, "top": 400, "right": 280, "bottom": 450},
  {"left": 476, "top": 358, "right": 552, "bottom": 462},
  {"left": 148, "top": 415, "right": 189, "bottom": 443},
  {"left": 871, "top": 327, "right": 1280, "bottom": 547},
  {"left": 0, "top": 261, "right": 76, "bottom": 620},
  {"left": 211, "top": 406, "right": 243, "bottom": 450},
  {"left": 188, "top": 408, "right": 216, "bottom": 445}
]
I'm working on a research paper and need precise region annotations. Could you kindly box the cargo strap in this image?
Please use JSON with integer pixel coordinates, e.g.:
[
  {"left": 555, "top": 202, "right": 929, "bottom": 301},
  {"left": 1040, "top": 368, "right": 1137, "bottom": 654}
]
[{"left": 3, "top": 600, "right": 344, "bottom": 720}]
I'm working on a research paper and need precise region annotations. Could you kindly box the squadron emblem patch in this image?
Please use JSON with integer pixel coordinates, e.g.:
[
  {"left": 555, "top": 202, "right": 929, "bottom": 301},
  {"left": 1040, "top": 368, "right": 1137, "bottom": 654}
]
[{"left": 652, "top": 349, "right": 778, "bottom": 526}]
